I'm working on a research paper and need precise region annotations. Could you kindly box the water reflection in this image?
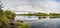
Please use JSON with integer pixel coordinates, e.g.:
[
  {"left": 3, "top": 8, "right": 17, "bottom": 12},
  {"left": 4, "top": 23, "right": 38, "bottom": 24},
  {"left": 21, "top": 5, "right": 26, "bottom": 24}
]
[
  {"left": 15, "top": 16, "right": 60, "bottom": 28},
  {"left": 15, "top": 16, "right": 39, "bottom": 21},
  {"left": 30, "top": 19, "right": 60, "bottom": 28},
  {"left": 15, "top": 16, "right": 49, "bottom": 21}
]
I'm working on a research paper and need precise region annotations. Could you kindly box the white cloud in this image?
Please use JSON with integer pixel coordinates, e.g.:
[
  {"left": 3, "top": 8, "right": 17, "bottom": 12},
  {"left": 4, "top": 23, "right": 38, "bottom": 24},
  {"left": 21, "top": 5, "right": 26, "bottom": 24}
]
[
  {"left": 32, "top": 0, "right": 60, "bottom": 13},
  {"left": 2, "top": 0, "right": 60, "bottom": 13}
]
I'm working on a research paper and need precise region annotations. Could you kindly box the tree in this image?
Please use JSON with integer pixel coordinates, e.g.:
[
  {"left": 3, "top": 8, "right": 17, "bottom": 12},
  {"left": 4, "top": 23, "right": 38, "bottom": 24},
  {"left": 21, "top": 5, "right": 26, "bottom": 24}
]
[
  {"left": 0, "top": 1, "right": 3, "bottom": 16},
  {"left": 0, "top": 1, "right": 16, "bottom": 28},
  {"left": 4, "top": 10, "right": 16, "bottom": 19},
  {"left": 0, "top": 2, "right": 16, "bottom": 28},
  {"left": 0, "top": 10, "right": 16, "bottom": 28},
  {"left": 0, "top": 1, "right": 6, "bottom": 28}
]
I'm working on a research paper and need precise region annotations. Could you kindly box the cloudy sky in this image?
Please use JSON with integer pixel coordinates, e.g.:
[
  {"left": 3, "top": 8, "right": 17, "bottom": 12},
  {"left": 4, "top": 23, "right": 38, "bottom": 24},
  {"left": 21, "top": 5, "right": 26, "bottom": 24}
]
[{"left": 1, "top": 0, "right": 60, "bottom": 13}]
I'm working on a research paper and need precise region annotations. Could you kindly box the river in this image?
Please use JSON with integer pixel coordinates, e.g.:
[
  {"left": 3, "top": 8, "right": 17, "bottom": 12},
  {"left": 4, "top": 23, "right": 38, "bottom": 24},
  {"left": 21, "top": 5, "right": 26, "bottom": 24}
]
[
  {"left": 15, "top": 16, "right": 60, "bottom": 24},
  {"left": 15, "top": 16, "right": 60, "bottom": 28}
]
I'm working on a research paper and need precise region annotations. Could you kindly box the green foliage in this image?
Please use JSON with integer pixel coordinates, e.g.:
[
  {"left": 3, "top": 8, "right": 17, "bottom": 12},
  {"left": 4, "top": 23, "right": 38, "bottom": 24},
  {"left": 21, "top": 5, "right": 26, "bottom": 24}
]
[
  {"left": 49, "top": 13, "right": 60, "bottom": 17},
  {"left": 17, "top": 24, "right": 30, "bottom": 28},
  {"left": 14, "top": 22, "right": 23, "bottom": 26},
  {"left": 17, "top": 13, "right": 60, "bottom": 17},
  {"left": 18, "top": 12, "right": 48, "bottom": 16},
  {"left": 34, "top": 13, "right": 48, "bottom": 16},
  {"left": 3, "top": 10, "right": 16, "bottom": 19},
  {"left": 0, "top": 10, "right": 16, "bottom": 28}
]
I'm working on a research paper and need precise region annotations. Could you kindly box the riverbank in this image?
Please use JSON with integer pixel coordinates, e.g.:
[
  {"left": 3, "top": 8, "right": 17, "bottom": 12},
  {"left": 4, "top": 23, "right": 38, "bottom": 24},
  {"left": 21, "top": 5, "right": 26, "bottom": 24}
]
[{"left": 16, "top": 13, "right": 60, "bottom": 17}]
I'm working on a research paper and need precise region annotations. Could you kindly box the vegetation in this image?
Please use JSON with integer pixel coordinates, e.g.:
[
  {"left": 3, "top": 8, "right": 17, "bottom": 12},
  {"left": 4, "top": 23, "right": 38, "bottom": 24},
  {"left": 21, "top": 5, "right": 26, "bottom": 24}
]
[
  {"left": 17, "top": 13, "right": 60, "bottom": 17},
  {"left": 4, "top": 10, "right": 16, "bottom": 19},
  {"left": 49, "top": 13, "right": 60, "bottom": 18},
  {"left": 0, "top": 3, "right": 7, "bottom": 28},
  {"left": 49, "top": 13, "right": 60, "bottom": 17},
  {"left": 14, "top": 22, "right": 23, "bottom": 26},
  {"left": 33, "top": 13, "right": 48, "bottom": 16},
  {"left": 17, "top": 24, "right": 30, "bottom": 28},
  {"left": 0, "top": 3, "right": 29, "bottom": 28},
  {"left": 0, "top": 1, "right": 60, "bottom": 28},
  {"left": 17, "top": 12, "right": 48, "bottom": 16},
  {"left": 0, "top": 10, "right": 16, "bottom": 28},
  {"left": 0, "top": 3, "right": 16, "bottom": 28}
]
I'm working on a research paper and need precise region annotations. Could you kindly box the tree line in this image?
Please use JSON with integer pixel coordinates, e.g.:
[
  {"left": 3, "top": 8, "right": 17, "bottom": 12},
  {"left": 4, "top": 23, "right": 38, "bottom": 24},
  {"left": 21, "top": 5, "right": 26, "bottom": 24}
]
[{"left": 17, "top": 13, "right": 60, "bottom": 17}]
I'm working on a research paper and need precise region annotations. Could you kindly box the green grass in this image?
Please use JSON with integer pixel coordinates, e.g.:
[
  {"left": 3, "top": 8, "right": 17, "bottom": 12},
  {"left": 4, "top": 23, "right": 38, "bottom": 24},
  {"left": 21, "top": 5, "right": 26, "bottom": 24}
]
[{"left": 17, "top": 24, "right": 30, "bottom": 28}]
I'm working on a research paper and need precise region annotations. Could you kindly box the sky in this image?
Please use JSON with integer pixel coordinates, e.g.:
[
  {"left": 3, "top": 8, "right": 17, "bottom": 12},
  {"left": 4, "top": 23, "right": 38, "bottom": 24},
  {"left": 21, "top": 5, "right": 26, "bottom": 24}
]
[{"left": 1, "top": 0, "right": 60, "bottom": 14}]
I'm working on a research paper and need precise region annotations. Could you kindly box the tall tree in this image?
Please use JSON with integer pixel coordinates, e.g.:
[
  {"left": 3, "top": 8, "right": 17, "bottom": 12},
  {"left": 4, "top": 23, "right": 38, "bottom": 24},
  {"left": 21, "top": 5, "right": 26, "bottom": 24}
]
[{"left": 0, "top": 0, "right": 3, "bottom": 16}]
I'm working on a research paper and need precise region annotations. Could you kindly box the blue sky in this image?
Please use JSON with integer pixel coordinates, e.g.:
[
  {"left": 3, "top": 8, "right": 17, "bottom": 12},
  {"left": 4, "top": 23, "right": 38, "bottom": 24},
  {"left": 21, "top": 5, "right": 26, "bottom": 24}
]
[
  {"left": 55, "top": 0, "right": 60, "bottom": 2},
  {"left": 1, "top": 0, "right": 60, "bottom": 13}
]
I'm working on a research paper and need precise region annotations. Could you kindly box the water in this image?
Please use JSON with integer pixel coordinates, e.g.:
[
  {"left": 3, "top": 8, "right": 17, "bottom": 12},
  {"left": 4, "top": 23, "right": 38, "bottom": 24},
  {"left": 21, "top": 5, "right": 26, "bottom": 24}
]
[
  {"left": 15, "top": 16, "right": 50, "bottom": 21},
  {"left": 30, "top": 19, "right": 60, "bottom": 28},
  {"left": 15, "top": 16, "right": 39, "bottom": 21},
  {"left": 15, "top": 16, "right": 39, "bottom": 24},
  {"left": 15, "top": 16, "right": 60, "bottom": 28},
  {"left": 15, "top": 16, "right": 60, "bottom": 23}
]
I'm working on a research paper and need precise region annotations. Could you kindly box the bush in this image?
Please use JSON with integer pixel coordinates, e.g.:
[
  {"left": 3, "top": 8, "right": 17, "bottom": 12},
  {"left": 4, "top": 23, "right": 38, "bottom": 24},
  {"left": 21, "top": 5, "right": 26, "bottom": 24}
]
[
  {"left": 17, "top": 24, "right": 30, "bottom": 28},
  {"left": 0, "top": 10, "right": 16, "bottom": 28},
  {"left": 14, "top": 22, "right": 23, "bottom": 26}
]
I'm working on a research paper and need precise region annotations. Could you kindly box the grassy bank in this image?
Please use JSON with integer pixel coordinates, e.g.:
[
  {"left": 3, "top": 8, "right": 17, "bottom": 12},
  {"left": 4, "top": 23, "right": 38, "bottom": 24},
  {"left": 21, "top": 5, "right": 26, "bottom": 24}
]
[{"left": 17, "top": 24, "right": 30, "bottom": 28}]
